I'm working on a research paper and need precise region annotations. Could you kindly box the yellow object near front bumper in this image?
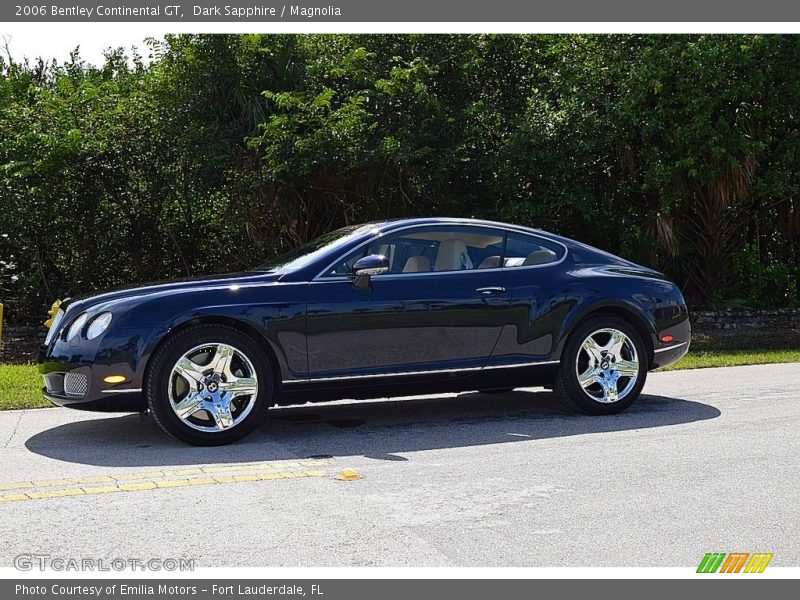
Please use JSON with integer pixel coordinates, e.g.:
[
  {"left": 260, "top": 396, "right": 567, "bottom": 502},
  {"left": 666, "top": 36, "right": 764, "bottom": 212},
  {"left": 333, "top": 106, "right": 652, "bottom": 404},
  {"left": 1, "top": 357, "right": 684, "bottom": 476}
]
[{"left": 44, "top": 299, "right": 62, "bottom": 329}]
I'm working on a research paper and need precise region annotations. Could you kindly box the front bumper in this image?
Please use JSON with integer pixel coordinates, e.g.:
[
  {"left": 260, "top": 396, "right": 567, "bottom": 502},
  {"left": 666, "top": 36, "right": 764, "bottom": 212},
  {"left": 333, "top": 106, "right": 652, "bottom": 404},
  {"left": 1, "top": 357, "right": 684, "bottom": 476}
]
[
  {"left": 43, "top": 386, "right": 144, "bottom": 412},
  {"left": 40, "top": 359, "right": 145, "bottom": 412},
  {"left": 38, "top": 328, "right": 156, "bottom": 412}
]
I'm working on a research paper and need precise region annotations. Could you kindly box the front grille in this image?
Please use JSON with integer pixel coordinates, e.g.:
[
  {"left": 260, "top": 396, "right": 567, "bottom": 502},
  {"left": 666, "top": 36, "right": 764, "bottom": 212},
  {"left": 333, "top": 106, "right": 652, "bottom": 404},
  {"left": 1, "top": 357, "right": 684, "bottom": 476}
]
[{"left": 64, "top": 373, "right": 88, "bottom": 397}]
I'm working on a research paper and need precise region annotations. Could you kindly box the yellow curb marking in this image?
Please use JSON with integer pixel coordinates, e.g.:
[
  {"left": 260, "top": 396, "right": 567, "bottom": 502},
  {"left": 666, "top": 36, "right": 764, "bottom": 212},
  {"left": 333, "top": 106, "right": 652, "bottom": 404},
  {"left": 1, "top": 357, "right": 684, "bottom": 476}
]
[
  {"left": 155, "top": 480, "right": 193, "bottom": 489},
  {"left": 118, "top": 482, "right": 158, "bottom": 492},
  {"left": 33, "top": 478, "right": 82, "bottom": 487},
  {"left": 1, "top": 493, "right": 30, "bottom": 501},
  {"left": 81, "top": 476, "right": 117, "bottom": 484},
  {"left": 164, "top": 468, "right": 203, "bottom": 477},
  {"left": 187, "top": 477, "right": 217, "bottom": 486},
  {"left": 0, "top": 469, "right": 328, "bottom": 503},
  {"left": 0, "top": 459, "right": 329, "bottom": 494},
  {"left": 27, "top": 488, "right": 84, "bottom": 500},
  {"left": 335, "top": 469, "right": 362, "bottom": 481},
  {"left": 112, "top": 472, "right": 164, "bottom": 481},
  {"left": 82, "top": 485, "right": 119, "bottom": 495},
  {"left": 0, "top": 482, "right": 32, "bottom": 491}
]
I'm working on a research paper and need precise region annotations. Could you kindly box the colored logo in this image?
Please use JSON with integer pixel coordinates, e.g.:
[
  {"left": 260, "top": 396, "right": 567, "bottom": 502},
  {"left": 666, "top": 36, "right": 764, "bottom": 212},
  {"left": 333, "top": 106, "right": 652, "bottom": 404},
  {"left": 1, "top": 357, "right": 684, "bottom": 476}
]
[{"left": 697, "top": 552, "right": 773, "bottom": 573}]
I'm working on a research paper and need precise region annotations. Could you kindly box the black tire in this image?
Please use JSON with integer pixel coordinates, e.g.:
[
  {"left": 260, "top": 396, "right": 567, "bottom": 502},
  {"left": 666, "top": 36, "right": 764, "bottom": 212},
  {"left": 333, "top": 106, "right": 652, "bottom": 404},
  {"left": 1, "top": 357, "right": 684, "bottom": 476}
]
[
  {"left": 145, "top": 324, "right": 274, "bottom": 446},
  {"left": 553, "top": 315, "right": 648, "bottom": 415}
]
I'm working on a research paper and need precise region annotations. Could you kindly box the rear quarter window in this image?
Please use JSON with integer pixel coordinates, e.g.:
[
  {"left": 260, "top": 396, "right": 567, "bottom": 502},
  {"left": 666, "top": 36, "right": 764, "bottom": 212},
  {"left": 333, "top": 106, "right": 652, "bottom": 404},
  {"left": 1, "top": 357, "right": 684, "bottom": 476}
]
[{"left": 504, "top": 233, "right": 564, "bottom": 267}]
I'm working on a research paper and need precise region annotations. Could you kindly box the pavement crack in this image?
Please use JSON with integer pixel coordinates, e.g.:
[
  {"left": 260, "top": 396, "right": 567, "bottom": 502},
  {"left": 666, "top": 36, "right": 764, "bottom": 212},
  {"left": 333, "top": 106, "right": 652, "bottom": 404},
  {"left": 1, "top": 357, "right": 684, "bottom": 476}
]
[{"left": 3, "top": 410, "right": 24, "bottom": 448}]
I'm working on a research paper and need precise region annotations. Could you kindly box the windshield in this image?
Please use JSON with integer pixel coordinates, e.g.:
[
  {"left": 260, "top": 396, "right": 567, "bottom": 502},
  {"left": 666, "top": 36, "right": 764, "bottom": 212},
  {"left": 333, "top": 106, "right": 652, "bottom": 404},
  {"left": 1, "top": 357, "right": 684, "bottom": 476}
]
[{"left": 255, "top": 224, "right": 373, "bottom": 272}]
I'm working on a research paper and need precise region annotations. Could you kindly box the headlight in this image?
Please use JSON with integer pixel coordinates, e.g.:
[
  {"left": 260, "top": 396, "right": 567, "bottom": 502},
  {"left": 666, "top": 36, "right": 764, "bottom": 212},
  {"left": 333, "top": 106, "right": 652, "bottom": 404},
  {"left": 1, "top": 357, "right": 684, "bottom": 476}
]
[
  {"left": 44, "top": 309, "right": 65, "bottom": 345},
  {"left": 66, "top": 313, "right": 88, "bottom": 341},
  {"left": 86, "top": 312, "right": 113, "bottom": 340}
]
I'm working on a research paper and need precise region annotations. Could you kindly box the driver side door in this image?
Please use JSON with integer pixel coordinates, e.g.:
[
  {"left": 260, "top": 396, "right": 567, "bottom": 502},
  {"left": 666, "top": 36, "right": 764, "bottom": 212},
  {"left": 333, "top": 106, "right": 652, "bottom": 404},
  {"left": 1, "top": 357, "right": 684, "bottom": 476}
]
[{"left": 305, "top": 224, "right": 512, "bottom": 380}]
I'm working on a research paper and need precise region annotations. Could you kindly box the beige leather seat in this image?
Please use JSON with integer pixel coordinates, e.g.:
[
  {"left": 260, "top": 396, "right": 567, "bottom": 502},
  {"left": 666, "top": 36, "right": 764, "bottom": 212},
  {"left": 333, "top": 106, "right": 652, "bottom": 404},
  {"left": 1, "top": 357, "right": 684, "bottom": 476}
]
[
  {"left": 434, "top": 239, "right": 473, "bottom": 271},
  {"left": 522, "top": 249, "right": 557, "bottom": 266},
  {"left": 403, "top": 255, "right": 431, "bottom": 273},
  {"left": 478, "top": 255, "right": 501, "bottom": 269}
]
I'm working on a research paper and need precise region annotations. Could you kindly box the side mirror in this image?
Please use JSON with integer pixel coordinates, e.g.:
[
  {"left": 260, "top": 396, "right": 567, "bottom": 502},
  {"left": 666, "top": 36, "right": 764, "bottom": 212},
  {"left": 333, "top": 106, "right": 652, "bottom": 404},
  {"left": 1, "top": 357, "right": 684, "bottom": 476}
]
[{"left": 351, "top": 254, "right": 389, "bottom": 289}]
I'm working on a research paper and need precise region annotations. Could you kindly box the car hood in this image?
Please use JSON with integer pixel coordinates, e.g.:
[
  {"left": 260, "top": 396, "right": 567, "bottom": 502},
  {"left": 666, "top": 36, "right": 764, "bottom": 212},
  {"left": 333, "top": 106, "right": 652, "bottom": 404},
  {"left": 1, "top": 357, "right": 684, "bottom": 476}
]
[{"left": 60, "top": 271, "right": 279, "bottom": 315}]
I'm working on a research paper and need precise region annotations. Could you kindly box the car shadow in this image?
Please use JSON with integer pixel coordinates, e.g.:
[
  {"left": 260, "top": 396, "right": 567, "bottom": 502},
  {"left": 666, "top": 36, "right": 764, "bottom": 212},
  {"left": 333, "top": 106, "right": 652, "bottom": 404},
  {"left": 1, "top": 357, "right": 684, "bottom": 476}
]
[{"left": 24, "top": 389, "right": 720, "bottom": 467}]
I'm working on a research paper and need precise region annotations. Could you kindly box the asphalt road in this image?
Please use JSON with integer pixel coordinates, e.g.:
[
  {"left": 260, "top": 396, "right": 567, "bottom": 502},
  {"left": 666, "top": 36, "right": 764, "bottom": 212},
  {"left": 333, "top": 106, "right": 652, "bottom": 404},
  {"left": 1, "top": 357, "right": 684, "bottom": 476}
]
[{"left": 1, "top": 363, "right": 798, "bottom": 568}]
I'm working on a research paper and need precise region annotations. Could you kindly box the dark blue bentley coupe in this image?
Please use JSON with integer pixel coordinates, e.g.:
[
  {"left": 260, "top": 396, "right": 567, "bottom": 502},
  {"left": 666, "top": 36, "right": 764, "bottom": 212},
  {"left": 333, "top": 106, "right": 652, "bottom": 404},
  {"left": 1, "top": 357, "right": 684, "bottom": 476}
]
[{"left": 39, "top": 218, "right": 690, "bottom": 445}]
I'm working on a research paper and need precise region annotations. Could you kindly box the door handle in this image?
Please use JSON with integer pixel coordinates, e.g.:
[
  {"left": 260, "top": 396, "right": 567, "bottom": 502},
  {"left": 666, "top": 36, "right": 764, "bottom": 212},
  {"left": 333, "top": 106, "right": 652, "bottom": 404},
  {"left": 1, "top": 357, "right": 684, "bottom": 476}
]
[{"left": 476, "top": 286, "right": 506, "bottom": 295}]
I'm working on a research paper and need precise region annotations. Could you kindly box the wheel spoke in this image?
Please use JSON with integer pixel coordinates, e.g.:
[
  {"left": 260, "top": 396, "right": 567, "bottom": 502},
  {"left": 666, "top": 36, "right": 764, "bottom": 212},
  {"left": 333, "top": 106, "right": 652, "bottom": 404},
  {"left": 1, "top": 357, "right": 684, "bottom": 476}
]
[
  {"left": 599, "top": 376, "right": 619, "bottom": 403},
  {"left": 209, "top": 398, "right": 235, "bottom": 430},
  {"left": 582, "top": 336, "right": 603, "bottom": 364},
  {"left": 174, "top": 357, "right": 204, "bottom": 390},
  {"left": 613, "top": 359, "right": 639, "bottom": 378},
  {"left": 173, "top": 391, "right": 205, "bottom": 420},
  {"left": 605, "top": 329, "right": 627, "bottom": 359},
  {"left": 578, "top": 367, "right": 600, "bottom": 389},
  {"left": 224, "top": 376, "right": 257, "bottom": 398},
  {"left": 209, "top": 344, "right": 236, "bottom": 378}
]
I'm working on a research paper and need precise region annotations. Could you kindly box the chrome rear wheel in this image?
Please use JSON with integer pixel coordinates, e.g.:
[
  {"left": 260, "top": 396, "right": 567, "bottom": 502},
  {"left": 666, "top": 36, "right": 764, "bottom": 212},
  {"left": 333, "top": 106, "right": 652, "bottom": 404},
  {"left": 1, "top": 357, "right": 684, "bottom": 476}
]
[
  {"left": 553, "top": 316, "right": 647, "bottom": 415},
  {"left": 575, "top": 328, "right": 639, "bottom": 404}
]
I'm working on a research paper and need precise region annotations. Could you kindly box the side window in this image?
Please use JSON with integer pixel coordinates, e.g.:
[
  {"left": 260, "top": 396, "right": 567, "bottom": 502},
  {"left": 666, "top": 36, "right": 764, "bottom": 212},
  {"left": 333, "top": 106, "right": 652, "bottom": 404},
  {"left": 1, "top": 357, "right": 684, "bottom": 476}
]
[
  {"left": 322, "top": 226, "right": 506, "bottom": 276},
  {"left": 503, "top": 233, "right": 563, "bottom": 267}
]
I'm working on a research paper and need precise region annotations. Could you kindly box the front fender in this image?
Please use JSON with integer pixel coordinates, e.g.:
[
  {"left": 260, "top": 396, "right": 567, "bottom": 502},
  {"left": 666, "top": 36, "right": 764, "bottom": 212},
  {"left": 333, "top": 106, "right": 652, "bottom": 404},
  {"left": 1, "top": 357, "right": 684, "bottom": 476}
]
[{"left": 110, "top": 283, "right": 309, "bottom": 382}]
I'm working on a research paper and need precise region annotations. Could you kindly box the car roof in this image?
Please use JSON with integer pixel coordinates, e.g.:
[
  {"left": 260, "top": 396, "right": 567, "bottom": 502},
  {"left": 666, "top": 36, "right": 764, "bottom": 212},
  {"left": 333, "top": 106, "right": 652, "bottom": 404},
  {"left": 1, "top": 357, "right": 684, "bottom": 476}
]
[
  {"left": 365, "top": 217, "right": 642, "bottom": 269},
  {"left": 372, "top": 217, "right": 550, "bottom": 237},
  {"left": 276, "top": 216, "right": 643, "bottom": 281}
]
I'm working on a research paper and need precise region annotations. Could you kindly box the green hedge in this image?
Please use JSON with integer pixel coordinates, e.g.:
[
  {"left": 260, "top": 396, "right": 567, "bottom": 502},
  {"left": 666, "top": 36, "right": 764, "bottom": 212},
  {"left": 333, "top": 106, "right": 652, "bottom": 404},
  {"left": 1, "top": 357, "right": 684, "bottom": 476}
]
[{"left": 1, "top": 34, "right": 799, "bottom": 323}]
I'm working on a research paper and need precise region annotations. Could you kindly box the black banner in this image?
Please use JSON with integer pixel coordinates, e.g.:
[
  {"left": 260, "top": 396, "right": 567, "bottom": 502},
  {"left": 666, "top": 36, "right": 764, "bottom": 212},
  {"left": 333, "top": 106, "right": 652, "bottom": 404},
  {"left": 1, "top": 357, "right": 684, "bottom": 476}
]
[
  {"left": 4, "top": 579, "right": 796, "bottom": 600},
  {"left": 4, "top": 0, "right": 800, "bottom": 22}
]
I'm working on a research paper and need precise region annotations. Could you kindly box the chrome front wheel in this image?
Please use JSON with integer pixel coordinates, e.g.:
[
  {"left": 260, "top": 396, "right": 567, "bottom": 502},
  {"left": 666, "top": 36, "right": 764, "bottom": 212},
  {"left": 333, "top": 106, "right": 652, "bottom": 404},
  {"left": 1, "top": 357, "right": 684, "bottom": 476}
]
[
  {"left": 145, "top": 324, "right": 273, "bottom": 445},
  {"left": 168, "top": 343, "right": 259, "bottom": 432}
]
